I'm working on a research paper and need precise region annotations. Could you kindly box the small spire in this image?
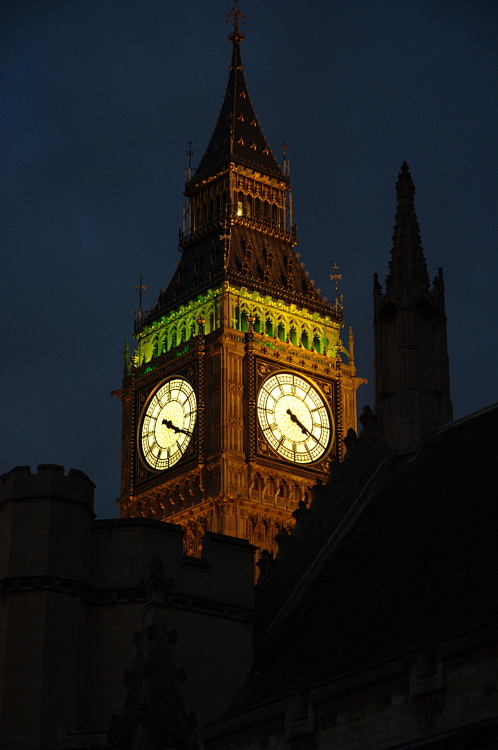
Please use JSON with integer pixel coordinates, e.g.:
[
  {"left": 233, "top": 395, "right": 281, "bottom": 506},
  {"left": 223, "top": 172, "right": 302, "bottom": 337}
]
[
  {"left": 387, "top": 163, "right": 429, "bottom": 294},
  {"left": 135, "top": 274, "right": 146, "bottom": 311},
  {"left": 226, "top": 2, "right": 247, "bottom": 44},
  {"left": 184, "top": 139, "right": 194, "bottom": 185},
  {"left": 281, "top": 133, "right": 290, "bottom": 176},
  {"left": 396, "top": 161, "right": 415, "bottom": 202},
  {"left": 330, "top": 263, "right": 342, "bottom": 299},
  {"left": 330, "top": 263, "right": 343, "bottom": 315}
]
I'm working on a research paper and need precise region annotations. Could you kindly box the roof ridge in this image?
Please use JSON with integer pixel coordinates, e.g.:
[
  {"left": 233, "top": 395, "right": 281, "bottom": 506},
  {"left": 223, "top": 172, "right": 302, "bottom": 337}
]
[{"left": 435, "top": 401, "right": 498, "bottom": 434}]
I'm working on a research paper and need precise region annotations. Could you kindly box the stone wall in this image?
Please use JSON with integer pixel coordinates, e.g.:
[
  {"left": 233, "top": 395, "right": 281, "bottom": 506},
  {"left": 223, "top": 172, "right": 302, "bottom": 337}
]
[{"left": 0, "top": 465, "right": 256, "bottom": 750}]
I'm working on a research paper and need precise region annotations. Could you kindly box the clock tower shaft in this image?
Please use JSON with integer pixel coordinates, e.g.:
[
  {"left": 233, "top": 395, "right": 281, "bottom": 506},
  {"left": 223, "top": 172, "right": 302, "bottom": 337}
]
[{"left": 116, "top": 10, "right": 364, "bottom": 557}]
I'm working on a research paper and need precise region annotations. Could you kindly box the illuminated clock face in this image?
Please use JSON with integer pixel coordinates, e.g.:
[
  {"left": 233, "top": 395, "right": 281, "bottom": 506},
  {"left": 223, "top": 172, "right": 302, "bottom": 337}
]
[
  {"left": 257, "top": 372, "right": 332, "bottom": 464},
  {"left": 140, "top": 378, "right": 197, "bottom": 470}
]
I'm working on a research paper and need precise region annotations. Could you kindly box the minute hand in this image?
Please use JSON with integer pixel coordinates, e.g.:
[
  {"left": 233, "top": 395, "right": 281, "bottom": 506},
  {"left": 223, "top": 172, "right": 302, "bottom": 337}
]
[
  {"left": 162, "top": 418, "right": 192, "bottom": 436},
  {"left": 286, "top": 409, "right": 327, "bottom": 450}
]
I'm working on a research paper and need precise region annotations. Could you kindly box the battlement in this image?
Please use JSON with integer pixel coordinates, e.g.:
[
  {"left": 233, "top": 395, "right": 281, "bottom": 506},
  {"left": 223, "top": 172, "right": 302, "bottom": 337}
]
[{"left": 0, "top": 464, "right": 95, "bottom": 510}]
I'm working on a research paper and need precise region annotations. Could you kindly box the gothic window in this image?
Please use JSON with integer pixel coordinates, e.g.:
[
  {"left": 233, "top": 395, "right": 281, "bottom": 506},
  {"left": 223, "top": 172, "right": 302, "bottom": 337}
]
[
  {"left": 278, "top": 482, "right": 287, "bottom": 504},
  {"left": 263, "top": 246, "right": 273, "bottom": 269},
  {"left": 243, "top": 239, "right": 253, "bottom": 260},
  {"left": 265, "top": 318, "right": 274, "bottom": 337},
  {"left": 302, "top": 330, "right": 311, "bottom": 350},
  {"left": 277, "top": 322, "right": 286, "bottom": 342},
  {"left": 267, "top": 476, "right": 276, "bottom": 499},
  {"left": 290, "top": 327, "right": 298, "bottom": 346},
  {"left": 313, "top": 334, "right": 322, "bottom": 353}
]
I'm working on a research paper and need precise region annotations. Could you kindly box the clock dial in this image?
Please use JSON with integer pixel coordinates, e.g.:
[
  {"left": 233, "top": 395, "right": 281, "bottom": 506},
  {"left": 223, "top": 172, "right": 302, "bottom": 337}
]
[
  {"left": 257, "top": 372, "right": 332, "bottom": 464},
  {"left": 140, "top": 378, "right": 197, "bottom": 470}
]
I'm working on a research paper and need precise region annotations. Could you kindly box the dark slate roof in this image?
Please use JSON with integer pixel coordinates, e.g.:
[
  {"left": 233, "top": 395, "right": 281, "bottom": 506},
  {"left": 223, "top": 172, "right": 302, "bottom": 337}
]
[
  {"left": 229, "top": 403, "right": 498, "bottom": 713},
  {"left": 135, "top": 33, "right": 338, "bottom": 332},
  {"left": 192, "top": 37, "right": 283, "bottom": 184},
  {"left": 140, "top": 223, "right": 336, "bottom": 327}
]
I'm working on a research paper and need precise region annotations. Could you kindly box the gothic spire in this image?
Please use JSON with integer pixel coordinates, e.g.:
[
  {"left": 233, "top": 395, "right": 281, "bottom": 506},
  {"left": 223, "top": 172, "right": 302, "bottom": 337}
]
[
  {"left": 373, "top": 163, "right": 453, "bottom": 451},
  {"left": 385, "top": 162, "right": 430, "bottom": 297},
  {"left": 138, "top": 4, "right": 336, "bottom": 327},
  {"left": 193, "top": 5, "right": 283, "bottom": 183}
]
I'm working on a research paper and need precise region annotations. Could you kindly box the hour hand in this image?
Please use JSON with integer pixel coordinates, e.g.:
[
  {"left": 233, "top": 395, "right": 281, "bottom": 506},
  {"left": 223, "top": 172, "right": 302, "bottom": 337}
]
[{"left": 286, "top": 408, "right": 309, "bottom": 435}]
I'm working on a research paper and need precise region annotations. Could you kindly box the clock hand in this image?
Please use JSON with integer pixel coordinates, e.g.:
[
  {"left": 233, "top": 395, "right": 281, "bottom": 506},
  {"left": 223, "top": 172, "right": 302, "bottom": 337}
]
[
  {"left": 286, "top": 409, "right": 308, "bottom": 435},
  {"left": 286, "top": 409, "right": 328, "bottom": 450},
  {"left": 162, "top": 419, "right": 192, "bottom": 436}
]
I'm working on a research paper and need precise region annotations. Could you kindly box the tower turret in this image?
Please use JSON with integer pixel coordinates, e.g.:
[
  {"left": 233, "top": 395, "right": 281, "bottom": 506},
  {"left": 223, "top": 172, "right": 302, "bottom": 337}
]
[{"left": 373, "top": 163, "right": 453, "bottom": 450}]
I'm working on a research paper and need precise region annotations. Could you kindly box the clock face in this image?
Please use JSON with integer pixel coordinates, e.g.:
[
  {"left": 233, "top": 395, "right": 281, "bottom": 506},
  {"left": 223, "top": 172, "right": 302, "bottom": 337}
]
[
  {"left": 140, "top": 377, "right": 197, "bottom": 470},
  {"left": 257, "top": 372, "right": 332, "bottom": 464}
]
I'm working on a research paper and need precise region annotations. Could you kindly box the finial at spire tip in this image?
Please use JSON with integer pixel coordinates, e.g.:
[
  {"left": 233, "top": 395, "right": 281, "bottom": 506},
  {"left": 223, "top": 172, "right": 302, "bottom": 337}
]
[
  {"left": 226, "top": 2, "right": 247, "bottom": 43},
  {"left": 396, "top": 162, "right": 415, "bottom": 201}
]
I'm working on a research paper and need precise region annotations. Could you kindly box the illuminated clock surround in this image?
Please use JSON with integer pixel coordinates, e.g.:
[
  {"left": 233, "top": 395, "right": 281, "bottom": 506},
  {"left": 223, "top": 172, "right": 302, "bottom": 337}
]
[
  {"left": 257, "top": 371, "right": 333, "bottom": 464},
  {"left": 140, "top": 377, "right": 197, "bottom": 471}
]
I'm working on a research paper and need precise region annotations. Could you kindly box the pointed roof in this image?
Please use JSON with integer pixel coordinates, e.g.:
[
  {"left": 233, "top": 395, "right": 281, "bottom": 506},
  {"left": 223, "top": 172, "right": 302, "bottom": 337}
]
[
  {"left": 385, "top": 162, "right": 430, "bottom": 294},
  {"left": 136, "top": 9, "right": 339, "bottom": 329},
  {"left": 191, "top": 29, "right": 285, "bottom": 184},
  {"left": 145, "top": 223, "right": 334, "bottom": 324}
]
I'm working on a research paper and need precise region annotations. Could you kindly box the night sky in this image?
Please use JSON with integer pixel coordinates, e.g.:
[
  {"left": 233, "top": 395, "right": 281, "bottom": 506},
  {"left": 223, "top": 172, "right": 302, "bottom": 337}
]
[{"left": 2, "top": 1, "right": 497, "bottom": 518}]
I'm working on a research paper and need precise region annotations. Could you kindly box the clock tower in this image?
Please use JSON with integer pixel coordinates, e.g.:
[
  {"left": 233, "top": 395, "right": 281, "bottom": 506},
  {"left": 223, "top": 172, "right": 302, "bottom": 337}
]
[{"left": 116, "top": 7, "right": 364, "bottom": 556}]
